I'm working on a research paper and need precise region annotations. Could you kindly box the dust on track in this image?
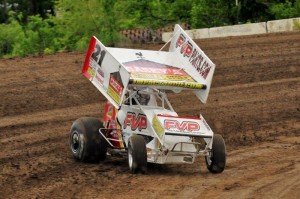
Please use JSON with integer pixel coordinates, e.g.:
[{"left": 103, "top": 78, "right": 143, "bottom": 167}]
[{"left": 0, "top": 31, "right": 299, "bottom": 199}]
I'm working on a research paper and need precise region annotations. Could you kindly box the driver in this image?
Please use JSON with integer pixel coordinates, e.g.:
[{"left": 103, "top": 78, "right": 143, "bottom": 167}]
[{"left": 134, "top": 93, "right": 150, "bottom": 105}]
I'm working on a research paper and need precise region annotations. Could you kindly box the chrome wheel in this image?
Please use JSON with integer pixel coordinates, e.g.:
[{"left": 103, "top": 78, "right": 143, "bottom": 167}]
[
  {"left": 127, "top": 135, "right": 147, "bottom": 173},
  {"left": 205, "top": 151, "right": 212, "bottom": 166},
  {"left": 71, "top": 131, "right": 80, "bottom": 153},
  {"left": 128, "top": 145, "right": 133, "bottom": 170}
]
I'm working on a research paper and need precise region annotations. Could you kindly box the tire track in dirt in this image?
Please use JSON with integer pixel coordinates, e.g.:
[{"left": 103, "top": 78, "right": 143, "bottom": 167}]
[
  {"left": 0, "top": 103, "right": 103, "bottom": 129},
  {"left": 169, "top": 74, "right": 299, "bottom": 145}
]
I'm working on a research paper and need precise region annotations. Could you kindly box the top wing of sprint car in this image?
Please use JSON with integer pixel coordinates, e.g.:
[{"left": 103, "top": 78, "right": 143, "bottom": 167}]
[{"left": 82, "top": 24, "right": 216, "bottom": 109}]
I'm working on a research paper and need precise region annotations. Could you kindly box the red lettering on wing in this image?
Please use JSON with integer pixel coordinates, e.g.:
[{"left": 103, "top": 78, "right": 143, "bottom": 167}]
[
  {"left": 176, "top": 34, "right": 186, "bottom": 48},
  {"left": 176, "top": 34, "right": 212, "bottom": 80},
  {"left": 180, "top": 41, "right": 193, "bottom": 57}
]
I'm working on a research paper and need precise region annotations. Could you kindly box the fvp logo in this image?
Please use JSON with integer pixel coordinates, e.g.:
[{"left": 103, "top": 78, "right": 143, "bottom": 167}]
[
  {"left": 175, "top": 33, "right": 193, "bottom": 57},
  {"left": 164, "top": 120, "right": 200, "bottom": 132},
  {"left": 123, "top": 112, "right": 147, "bottom": 131}
]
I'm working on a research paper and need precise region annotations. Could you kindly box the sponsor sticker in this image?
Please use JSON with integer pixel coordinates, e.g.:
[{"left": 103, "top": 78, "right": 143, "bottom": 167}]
[
  {"left": 175, "top": 33, "right": 213, "bottom": 80},
  {"left": 164, "top": 119, "right": 200, "bottom": 133},
  {"left": 123, "top": 112, "right": 147, "bottom": 131},
  {"left": 131, "top": 79, "right": 206, "bottom": 89},
  {"left": 107, "top": 73, "right": 124, "bottom": 104},
  {"left": 94, "top": 67, "right": 104, "bottom": 85},
  {"left": 125, "top": 65, "right": 187, "bottom": 75},
  {"left": 152, "top": 115, "right": 164, "bottom": 139},
  {"left": 130, "top": 73, "right": 195, "bottom": 82},
  {"left": 87, "top": 67, "right": 95, "bottom": 79},
  {"left": 89, "top": 58, "right": 99, "bottom": 71}
]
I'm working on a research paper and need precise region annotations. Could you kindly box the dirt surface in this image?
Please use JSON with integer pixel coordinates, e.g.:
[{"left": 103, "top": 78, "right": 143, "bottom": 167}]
[{"left": 0, "top": 31, "right": 299, "bottom": 199}]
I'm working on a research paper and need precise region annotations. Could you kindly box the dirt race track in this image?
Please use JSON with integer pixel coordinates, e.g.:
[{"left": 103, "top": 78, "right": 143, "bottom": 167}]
[{"left": 0, "top": 31, "right": 300, "bottom": 199}]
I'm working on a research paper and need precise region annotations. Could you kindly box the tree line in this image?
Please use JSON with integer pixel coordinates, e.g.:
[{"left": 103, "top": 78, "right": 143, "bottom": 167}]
[{"left": 0, "top": 0, "right": 299, "bottom": 57}]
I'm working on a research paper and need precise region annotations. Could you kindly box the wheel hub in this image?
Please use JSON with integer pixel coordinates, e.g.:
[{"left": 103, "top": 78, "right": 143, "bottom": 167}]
[
  {"left": 128, "top": 146, "right": 133, "bottom": 169},
  {"left": 206, "top": 151, "right": 212, "bottom": 166},
  {"left": 71, "top": 131, "right": 80, "bottom": 153}
]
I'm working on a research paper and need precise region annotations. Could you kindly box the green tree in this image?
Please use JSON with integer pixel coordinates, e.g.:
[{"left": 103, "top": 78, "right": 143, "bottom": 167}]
[
  {"left": 115, "top": 0, "right": 193, "bottom": 29},
  {"left": 191, "top": 0, "right": 233, "bottom": 28},
  {"left": 270, "top": 0, "right": 300, "bottom": 19},
  {"left": 238, "top": 0, "right": 271, "bottom": 22},
  {"left": 55, "top": 0, "right": 120, "bottom": 49},
  {"left": 0, "top": 0, "right": 55, "bottom": 24},
  {"left": 0, "top": 10, "right": 60, "bottom": 57},
  {"left": 0, "top": 11, "right": 23, "bottom": 56},
  {"left": 1, "top": 0, "right": 300, "bottom": 58}
]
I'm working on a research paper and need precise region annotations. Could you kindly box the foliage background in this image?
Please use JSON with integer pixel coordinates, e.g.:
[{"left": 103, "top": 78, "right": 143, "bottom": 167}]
[{"left": 0, "top": 0, "right": 299, "bottom": 57}]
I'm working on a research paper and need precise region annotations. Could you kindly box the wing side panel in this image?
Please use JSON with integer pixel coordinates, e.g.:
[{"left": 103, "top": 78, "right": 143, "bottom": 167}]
[{"left": 82, "top": 36, "right": 130, "bottom": 108}]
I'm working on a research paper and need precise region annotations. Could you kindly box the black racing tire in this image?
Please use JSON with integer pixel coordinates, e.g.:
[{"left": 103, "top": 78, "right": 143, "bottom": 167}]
[
  {"left": 69, "top": 117, "right": 107, "bottom": 163},
  {"left": 128, "top": 135, "right": 147, "bottom": 174},
  {"left": 205, "top": 134, "right": 226, "bottom": 173}
]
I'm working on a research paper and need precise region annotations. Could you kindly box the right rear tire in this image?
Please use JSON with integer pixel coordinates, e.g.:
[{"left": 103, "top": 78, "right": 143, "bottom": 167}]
[
  {"left": 128, "top": 135, "right": 147, "bottom": 174},
  {"left": 205, "top": 134, "right": 226, "bottom": 173}
]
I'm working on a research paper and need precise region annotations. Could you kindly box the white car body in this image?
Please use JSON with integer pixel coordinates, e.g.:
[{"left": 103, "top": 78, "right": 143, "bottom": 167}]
[{"left": 81, "top": 24, "right": 221, "bottom": 167}]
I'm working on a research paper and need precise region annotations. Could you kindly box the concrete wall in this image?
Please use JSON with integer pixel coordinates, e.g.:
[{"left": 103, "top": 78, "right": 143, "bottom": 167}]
[
  {"left": 162, "top": 17, "right": 300, "bottom": 42},
  {"left": 209, "top": 23, "right": 266, "bottom": 38},
  {"left": 267, "top": 18, "right": 300, "bottom": 33},
  {"left": 161, "top": 32, "right": 174, "bottom": 42},
  {"left": 185, "top": 28, "right": 210, "bottom": 39},
  {"left": 161, "top": 28, "right": 210, "bottom": 41}
]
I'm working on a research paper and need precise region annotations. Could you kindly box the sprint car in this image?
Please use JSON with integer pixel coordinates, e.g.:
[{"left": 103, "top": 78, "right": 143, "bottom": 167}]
[{"left": 69, "top": 25, "right": 226, "bottom": 174}]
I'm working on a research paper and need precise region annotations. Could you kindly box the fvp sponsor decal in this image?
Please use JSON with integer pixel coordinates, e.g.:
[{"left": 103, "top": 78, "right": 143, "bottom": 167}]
[
  {"left": 175, "top": 33, "right": 212, "bottom": 79},
  {"left": 123, "top": 112, "right": 147, "bottom": 131},
  {"left": 164, "top": 119, "right": 200, "bottom": 132}
]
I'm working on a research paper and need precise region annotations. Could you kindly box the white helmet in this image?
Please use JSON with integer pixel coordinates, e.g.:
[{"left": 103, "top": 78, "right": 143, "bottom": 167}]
[{"left": 135, "top": 93, "right": 150, "bottom": 105}]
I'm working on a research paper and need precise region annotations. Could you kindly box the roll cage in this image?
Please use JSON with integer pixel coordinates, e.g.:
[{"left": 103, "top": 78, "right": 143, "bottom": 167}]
[{"left": 123, "top": 88, "right": 174, "bottom": 112}]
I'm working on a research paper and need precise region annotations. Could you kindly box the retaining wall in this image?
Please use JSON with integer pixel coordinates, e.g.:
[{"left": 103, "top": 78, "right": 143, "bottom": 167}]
[
  {"left": 267, "top": 18, "right": 300, "bottom": 33},
  {"left": 209, "top": 22, "right": 267, "bottom": 38},
  {"left": 162, "top": 17, "right": 300, "bottom": 42}
]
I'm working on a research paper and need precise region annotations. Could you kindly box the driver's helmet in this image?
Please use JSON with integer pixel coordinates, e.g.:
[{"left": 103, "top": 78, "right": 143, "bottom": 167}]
[{"left": 135, "top": 93, "right": 150, "bottom": 105}]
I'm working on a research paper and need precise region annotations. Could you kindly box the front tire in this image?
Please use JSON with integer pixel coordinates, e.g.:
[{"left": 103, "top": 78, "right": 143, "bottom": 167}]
[
  {"left": 70, "top": 117, "right": 107, "bottom": 163},
  {"left": 128, "top": 135, "right": 147, "bottom": 174},
  {"left": 205, "top": 134, "right": 226, "bottom": 173}
]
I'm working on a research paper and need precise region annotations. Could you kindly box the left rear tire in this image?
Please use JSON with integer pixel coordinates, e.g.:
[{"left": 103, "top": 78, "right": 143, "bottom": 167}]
[{"left": 70, "top": 117, "right": 107, "bottom": 163}]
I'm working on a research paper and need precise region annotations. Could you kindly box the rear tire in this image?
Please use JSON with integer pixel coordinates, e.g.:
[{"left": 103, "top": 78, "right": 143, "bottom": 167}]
[
  {"left": 128, "top": 135, "right": 147, "bottom": 174},
  {"left": 205, "top": 134, "right": 226, "bottom": 173},
  {"left": 70, "top": 117, "right": 107, "bottom": 163}
]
